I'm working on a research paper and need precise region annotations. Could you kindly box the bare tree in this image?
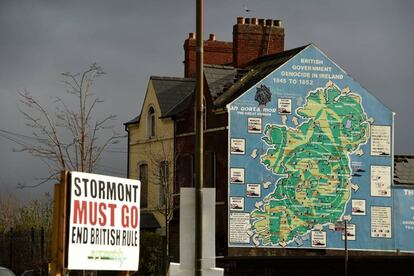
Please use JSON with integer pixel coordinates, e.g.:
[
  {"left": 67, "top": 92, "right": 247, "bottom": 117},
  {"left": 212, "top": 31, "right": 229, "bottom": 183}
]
[
  {"left": 0, "top": 192, "right": 19, "bottom": 233},
  {"left": 15, "top": 63, "right": 123, "bottom": 188},
  {"left": 146, "top": 140, "right": 178, "bottom": 274}
]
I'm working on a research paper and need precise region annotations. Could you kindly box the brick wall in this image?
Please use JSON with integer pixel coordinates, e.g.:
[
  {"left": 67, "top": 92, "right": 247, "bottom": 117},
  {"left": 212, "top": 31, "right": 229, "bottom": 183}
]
[
  {"left": 233, "top": 17, "right": 284, "bottom": 68},
  {"left": 184, "top": 17, "right": 285, "bottom": 77},
  {"left": 184, "top": 33, "right": 233, "bottom": 78}
]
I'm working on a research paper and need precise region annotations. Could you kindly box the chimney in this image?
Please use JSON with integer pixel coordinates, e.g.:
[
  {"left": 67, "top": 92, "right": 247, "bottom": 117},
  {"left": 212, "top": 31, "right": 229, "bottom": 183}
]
[
  {"left": 233, "top": 17, "right": 284, "bottom": 68},
  {"left": 184, "top": 33, "right": 233, "bottom": 77}
]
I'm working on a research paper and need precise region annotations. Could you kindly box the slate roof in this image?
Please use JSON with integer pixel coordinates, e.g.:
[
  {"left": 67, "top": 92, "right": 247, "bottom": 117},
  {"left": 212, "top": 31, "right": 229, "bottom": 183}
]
[
  {"left": 204, "top": 65, "right": 238, "bottom": 100},
  {"left": 214, "top": 44, "right": 309, "bottom": 108},
  {"left": 124, "top": 115, "right": 140, "bottom": 125},
  {"left": 151, "top": 76, "right": 195, "bottom": 118},
  {"left": 394, "top": 155, "right": 414, "bottom": 185},
  {"left": 125, "top": 45, "right": 311, "bottom": 124}
]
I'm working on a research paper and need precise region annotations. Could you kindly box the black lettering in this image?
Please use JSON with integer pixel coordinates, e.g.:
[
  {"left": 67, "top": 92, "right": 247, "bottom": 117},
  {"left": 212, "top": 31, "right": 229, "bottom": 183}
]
[
  {"left": 122, "top": 230, "right": 127, "bottom": 246},
  {"left": 99, "top": 181, "right": 106, "bottom": 199},
  {"left": 90, "top": 179, "right": 97, "bottom": 198},
  {"left": 118, "top": 183, "right": 124, "bottom": 201},
  {"left": 132, "top": 185, "right": 139, "bottom": 203},
  {"left": 82, "top": 227, "right": 88, "bottom": 244},
  {"left": 71, "top": 226, "right": 77, "bottom": 243},
  {"left": 74, "top": 177, "right": 82, "bottom": 196},
  {"left": 125, "top": 184, "right": 132, "bottom": 202},
  {"left": 90, "top": 228, "right": 95, "bottom": 244},
  {"left": 82, "top": 178, "right": 89, "bottom": 197},
  {"left": 110, "top": 229, "right": 115, "bottom": 245},
  {"left": 107, "top": 182, "right": 116, "bottom": 200}
]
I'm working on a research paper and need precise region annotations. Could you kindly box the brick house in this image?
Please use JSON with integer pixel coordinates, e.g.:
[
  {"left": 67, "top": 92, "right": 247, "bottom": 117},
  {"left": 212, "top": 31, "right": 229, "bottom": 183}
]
[{"left": 126, "top": 17, "right": 414, "bottom": 275}]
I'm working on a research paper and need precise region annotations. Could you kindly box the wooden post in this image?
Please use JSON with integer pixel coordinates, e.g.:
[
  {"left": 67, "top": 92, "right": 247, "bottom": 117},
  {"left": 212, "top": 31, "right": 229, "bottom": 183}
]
[{"left": 50, "top": 171, "right": 69, "bottom": 276}]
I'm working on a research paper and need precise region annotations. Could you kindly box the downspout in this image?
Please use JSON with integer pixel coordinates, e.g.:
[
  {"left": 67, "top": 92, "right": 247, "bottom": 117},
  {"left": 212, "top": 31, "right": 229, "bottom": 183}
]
[{"left": 124, "top": 123, "right": 130, "bottom": 178}]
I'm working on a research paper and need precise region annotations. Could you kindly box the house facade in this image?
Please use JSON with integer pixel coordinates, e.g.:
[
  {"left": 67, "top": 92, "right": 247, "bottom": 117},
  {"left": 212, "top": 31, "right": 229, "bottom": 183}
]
[{"left": 125, "top": 76, "right": 194, "bottom": 231}]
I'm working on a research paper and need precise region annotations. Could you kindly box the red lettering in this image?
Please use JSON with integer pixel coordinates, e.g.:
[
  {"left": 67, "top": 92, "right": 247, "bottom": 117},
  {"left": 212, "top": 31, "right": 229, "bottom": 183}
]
[
  {"left": 121, "top": 205, "right": 129, "bottom": 227},
  {"left": 108, "top": 203, "right": 117, "bottom": 226},
  {"left": 73, "top": 200, "right": 87, "bottom": 224},
  {"left": 89, "top": 202, "right": 97, "bottom": 225},
  {"left": 73, "top": 200, "right": 118, "bottom": 227},
  {"left": 98, "top": 202, "right": 107, "bottom": 226},
  {"left": 130, "top": 206, "right": 139, "bottom": 228}
]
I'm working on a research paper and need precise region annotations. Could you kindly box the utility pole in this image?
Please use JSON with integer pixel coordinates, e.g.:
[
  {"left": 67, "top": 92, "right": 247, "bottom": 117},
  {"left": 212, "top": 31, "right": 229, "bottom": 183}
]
[{"left": 195, "top": 0, "right": 204, "bottom": 275}]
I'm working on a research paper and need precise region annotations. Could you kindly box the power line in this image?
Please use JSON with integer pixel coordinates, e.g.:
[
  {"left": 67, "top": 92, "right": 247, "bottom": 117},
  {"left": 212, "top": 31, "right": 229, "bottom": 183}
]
[{"left": 0, "top": 128, "right": 47, "bottom": 142}]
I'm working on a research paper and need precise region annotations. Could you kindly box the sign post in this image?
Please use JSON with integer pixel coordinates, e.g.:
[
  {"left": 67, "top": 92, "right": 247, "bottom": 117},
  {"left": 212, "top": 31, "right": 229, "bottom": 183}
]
[{"left": 344, "top": 219, "right": 348, "bottom": 276}]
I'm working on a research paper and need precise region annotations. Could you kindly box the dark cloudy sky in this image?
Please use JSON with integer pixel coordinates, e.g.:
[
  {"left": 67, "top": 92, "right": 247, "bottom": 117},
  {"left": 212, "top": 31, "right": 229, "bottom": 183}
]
[{"left": 0, "top": 0, "right": 413, "bottom": 200}]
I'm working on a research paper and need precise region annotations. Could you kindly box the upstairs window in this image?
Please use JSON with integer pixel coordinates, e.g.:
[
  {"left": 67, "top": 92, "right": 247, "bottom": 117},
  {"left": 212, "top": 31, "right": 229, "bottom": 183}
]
[{"left": 148, "top": 106, "right": 156, "bottom": 138}]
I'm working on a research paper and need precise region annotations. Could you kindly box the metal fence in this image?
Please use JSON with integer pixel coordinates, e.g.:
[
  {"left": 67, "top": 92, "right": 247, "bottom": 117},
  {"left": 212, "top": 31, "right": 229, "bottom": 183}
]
[{"left": 0, "top": 227, "right": 49, "bottom": 275}]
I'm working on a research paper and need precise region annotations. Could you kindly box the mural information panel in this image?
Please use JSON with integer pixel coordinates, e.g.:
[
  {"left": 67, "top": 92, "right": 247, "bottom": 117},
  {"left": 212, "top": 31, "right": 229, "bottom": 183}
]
[
  {"left": 227, "top": 45, "right": 408, "bottom": 251},
  {"left": 393, "top": 187, "right": 414, "bottom": 252}
]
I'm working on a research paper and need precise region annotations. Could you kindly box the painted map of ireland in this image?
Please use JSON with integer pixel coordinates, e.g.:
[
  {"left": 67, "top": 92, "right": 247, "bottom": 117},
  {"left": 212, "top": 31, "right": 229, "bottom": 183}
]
[{"left": 251, "top": 81, "right": 370, "bottom": 246}]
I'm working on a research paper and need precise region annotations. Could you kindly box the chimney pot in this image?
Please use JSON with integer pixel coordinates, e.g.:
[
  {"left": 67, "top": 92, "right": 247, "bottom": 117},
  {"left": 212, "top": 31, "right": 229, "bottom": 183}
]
[
  {"left": 265, "top": 19, "right": 273, "bottom": 26},
  {"left": 258, "top": 19, "right": 265, "bottom": 26},
  {"left": 245, "top": 18, "right": 251, "bottom": 24},
  {"left": 252, "top": 18, "right": 258, "bottom": 25},
  {"left": 189, "top": 32, "right": 195, "bottom": 39},
  {"left": 209, "top": 33, "right": 216, "bottom": 41},
  {"left": 237, "top": 17, "right": 244, "bottom": 24},
  {"left": 273, "top": 20, "right": 281, "bottom": 26}
]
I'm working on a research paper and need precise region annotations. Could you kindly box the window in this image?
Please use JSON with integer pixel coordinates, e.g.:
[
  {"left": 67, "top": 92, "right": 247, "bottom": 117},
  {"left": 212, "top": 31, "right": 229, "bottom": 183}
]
[
  {"left": 159, "top": 160, "right": 169, "bottom": 206},
  {"left": 148, "top": 106, "right": 155, "bottom": 138},
  {"left": 138, "top": 162, "right": 148, "bottom": 208}
]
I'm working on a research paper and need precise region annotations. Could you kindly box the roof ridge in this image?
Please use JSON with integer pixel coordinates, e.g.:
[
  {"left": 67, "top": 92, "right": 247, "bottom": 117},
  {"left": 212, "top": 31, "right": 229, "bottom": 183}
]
[
  {"left": 204, "top": 64, "right": 235, "bottom": 70},
  {"left": 162, "top": 89, "right": 194, "bottom": 118},
  {"left": 150, "top": 76, "right": 195, "bottom": 82},
  {"left": 245, "top": 44, "right": 310, "bottom": 67}
]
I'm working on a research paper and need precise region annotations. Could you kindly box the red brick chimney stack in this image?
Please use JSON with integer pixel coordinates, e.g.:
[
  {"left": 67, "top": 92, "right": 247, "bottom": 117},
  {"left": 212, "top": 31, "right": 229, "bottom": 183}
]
[
  {"left": 183, "top": 17, "right": 285, "bottom": 77},
  {"left": 184, "top": 33, "right": 233, "bottom": 77},
  {"left": 233, "top": 17, "right": 284, "bottom": 68}
]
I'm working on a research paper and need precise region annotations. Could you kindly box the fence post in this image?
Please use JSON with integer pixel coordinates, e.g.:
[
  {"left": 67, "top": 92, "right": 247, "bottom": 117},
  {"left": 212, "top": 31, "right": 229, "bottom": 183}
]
[
  {"left": 9, "top": 228, "right": 13, "bottom": 271},
  {"left": 31, "top": 227, "right": 35, "bottom": 264},
  {"left": 41, "top": 227, "right": 45, "bottom": 275}
]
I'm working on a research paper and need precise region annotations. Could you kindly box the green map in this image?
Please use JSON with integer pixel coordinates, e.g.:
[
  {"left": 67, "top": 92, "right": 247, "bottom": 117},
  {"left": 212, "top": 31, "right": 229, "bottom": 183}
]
[{"left": 251, "top": 83, "right": 370, "bottom": 246}]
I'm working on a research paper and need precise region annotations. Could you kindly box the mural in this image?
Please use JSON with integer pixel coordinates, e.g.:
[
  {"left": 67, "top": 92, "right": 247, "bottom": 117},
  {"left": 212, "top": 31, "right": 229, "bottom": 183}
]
[{"left": 227, "top": 45, "right": 406, "bottom": 251}]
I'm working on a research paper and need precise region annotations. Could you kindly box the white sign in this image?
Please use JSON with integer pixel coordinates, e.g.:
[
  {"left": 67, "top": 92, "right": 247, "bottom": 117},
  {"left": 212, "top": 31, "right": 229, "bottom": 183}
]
[
  {"left": 370, "top": 166, "right": 391, "bottom": 197},
  {"left": 371, "top": 206, "right": 392, "bottom": 239},
  {"left": 370, "top": 125, "right": 391, "bottom": 156},
  {"left": 230, "top": 138, "right": 246, "bottom": 155},
  {"left": 230, "top": 168, "right": 245, "bottom": 184},
  {"left": 278, "top": 98, "right": 292, "bottom": 114},
  {"left": 351, "top": 199, "right": 366, "bottom": 216},
  {"left": 247, "top": 117, "right": 262, "bottom": 133},
  {"left": 67, "top": 171, "right": 141, "bottom": 271},
  {"left": 229, "top": 213, "right": 250, "bottom": 244},
  {"left": 342, "top": 224, "right": 356, "bottom": 241},
  {"left": 311, "top": 231, "right": 326, "bottom": 248}
]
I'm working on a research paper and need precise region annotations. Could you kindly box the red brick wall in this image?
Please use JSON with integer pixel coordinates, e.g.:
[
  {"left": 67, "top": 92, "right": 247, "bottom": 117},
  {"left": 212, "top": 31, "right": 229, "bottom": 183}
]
[
  {"left": 233, "top": 17, "right": 285, "bottom": 68},
  {"left": 184, "top": 33, "right": 233, "bottom": 78},
  {"left": 184, "top": 17, "right": 285, "bottom": 77}
]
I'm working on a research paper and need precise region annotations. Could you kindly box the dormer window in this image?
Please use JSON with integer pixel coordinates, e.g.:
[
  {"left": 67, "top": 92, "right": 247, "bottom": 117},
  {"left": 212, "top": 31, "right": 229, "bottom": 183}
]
[{"left": 148, "top": 106, "right": 155, "bottom": 138}]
